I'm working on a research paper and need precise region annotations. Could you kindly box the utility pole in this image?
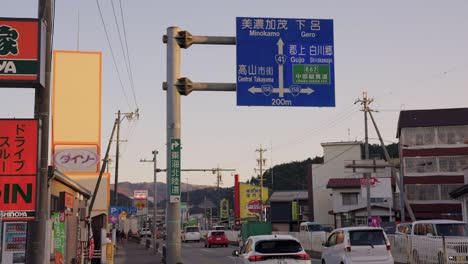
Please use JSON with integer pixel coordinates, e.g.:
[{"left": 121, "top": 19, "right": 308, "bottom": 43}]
[
  {"left": 186, "top": 177, "right": 190, "bottom": 221},
  {"left": 114, "top": 109, "right": 138, "bottom": 206},
  {"left": 140, "top": 150, "right": 158, "bottom": 255},
  {"left": 115, "top": 110, "right": 121, "bottom": 206},
  {"left": 255, "top": 145, "right": 267, "bottom": 221},
  {"left": 28, "top": 0, "right": 52, "bottom": 263},
  {"left": 368, "top": 110, "right": 416, "bottom": 222},
  {"left": 355, "top": 92, "right": 373, "bottom": 224}
]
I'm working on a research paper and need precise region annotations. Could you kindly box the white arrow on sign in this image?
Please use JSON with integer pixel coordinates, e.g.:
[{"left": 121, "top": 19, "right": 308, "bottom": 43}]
[
  {"left": 171, "top": 140, "right": 179, "bottom": 150},
  {"left": 277, "top": 38, "right": 285, "bottom": 98},
  {"left": 248, "top": 86, "right": 314, "bottom": 95},
  {"left": 248, "top": 38, "right": 315, "bottom": 98}
]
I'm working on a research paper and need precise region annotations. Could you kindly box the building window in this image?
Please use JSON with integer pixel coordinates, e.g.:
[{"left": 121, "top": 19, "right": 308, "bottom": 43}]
[
  {"left": 342, "top": 192, "right": 358, "bottom": 206},
  {"left": 406, "top": 184, "right": 439, "bottom": 200},
  {"left": 438, "top": 125, "right": 468, "bottom": 145},
  {"left": 405, "top": 157, "right": 437, "bottom": 173},
  {"left": 402, "top": 127, "right": 435, "bottom": 146},
  {"left": 440, "top": 184, "right": 463, "bottom": 200},
  {"left": 370, "top": 197, "right": 386, "bottom": 203},
  {"left": 50, "top": 195, "right": 59, "bottom": 214},
  {"left": 439, "top": 156, "right": 468, "bottom": 173}
]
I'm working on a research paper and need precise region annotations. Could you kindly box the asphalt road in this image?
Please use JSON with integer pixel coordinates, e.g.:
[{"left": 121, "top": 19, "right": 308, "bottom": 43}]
[
  {"left": 179, "top": 240, "right": 321, "bottom": 264},
  {"left": 181, "top": 241, "right": 237, "bottom": 264}
]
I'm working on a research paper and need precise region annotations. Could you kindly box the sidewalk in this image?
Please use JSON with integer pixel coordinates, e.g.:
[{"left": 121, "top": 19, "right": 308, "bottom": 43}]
[{"left": 114, "top": 239, "right": 163, "bottom": 264}]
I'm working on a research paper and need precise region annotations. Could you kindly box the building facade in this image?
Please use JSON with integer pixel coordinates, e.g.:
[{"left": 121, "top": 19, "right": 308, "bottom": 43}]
[
  {"left": 326, "top": 178, "right": 394, "bottom": 227},
  {"left": 312, "top": 141, "right": 362, "bottom": 226},
  {"left": 397, "top": 108, "right": 468, "bottom": 220}
]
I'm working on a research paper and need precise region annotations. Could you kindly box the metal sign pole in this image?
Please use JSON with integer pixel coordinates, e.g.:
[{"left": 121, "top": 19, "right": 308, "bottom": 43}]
[{"left": 166, "top": 26, "right": 182, "bottom": 264}]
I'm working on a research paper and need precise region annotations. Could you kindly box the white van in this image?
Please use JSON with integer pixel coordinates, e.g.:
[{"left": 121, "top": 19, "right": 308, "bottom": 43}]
[
  {"left": 321, "top": 227, "right": 393, "bottom": 264},
  {"left": 300, "top": 222, "right": 324, "bottom": 232},
  {"left": 182, "top": 226, "right": 201, "bottom": 243}
]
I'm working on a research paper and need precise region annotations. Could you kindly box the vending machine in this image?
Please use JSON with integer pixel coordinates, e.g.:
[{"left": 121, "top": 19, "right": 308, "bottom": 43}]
[{"left": 1, "top": 222, "right": 27, "bottom": 264}]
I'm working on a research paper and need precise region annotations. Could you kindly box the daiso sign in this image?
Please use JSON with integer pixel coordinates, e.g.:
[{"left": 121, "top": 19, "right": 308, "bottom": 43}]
[{"left": 247, "top": 200, "right": 262, "bottom": 213}]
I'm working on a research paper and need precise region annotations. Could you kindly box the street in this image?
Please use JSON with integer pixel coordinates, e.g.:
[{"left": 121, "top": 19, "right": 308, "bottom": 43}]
[
  {"left": 180, "top": 241, "right": 236, "bottom": 264},
  {"left": 176, "top": 240, "right": 321, "bottom": 264}
]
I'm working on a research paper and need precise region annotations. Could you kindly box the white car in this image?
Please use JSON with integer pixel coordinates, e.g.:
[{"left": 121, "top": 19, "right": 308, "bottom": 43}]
[
  {"left": 139, "top": 228, "right": 152, "bottom": 237},
  {"left": 232, "top": 234, "right": 311, "bottom": 264},
  {"left": 182, "top": 226, "right": 201, "bottom": 242},
  {"left": 321, "top": 227, "right": 393, "bottom": 264},
  {"left": 410, "top": 219, "right": 468, "bottom": 263}
]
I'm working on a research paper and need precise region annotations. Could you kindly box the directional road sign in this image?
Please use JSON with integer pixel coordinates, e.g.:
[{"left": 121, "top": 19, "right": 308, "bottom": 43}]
[
  {"left": 169, "top": 138, "right": 181, "bottom": 203},
  {"left": 236, "top": 17, "right": 335, "bottom": 107}
]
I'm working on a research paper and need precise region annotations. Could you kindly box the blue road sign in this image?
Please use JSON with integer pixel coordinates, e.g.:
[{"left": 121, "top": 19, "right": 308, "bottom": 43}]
[
  {"left": 236, "top": 17, "right": 335, "bottom": 107},
  {"left": 109, "top": 206, "right": 137, "bottom": 216}
]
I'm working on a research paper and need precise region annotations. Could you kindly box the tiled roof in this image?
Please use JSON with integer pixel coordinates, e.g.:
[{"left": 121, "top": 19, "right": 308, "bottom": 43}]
[
  {"left": 326, "top": 178, "right": 361, "bottom": 188},
  {"left": 397, "top": 108, "right": 468, "bottom": 137},
  {"left": 269, "top": 190, "right": 308, "bottom": 202},
  {"left": 326, "top": 177, "right": 395, "bottom": 189}
]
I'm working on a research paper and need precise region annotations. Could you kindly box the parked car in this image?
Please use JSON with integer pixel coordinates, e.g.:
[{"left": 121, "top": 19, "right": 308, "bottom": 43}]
[
  {"left": 321, "top": 227, "right": 394, "bottom": 264},
  {"left": 322, "top": 225, "right": 334, "bottom": 233},
  {"left": 410, "top": 220, "right": 468, "bottom": 263},
  {"left": 232, "top": 234, "right": 311, "bottom": 264},
  {"left": 213, "top": 225, "right": 225, "bottom": 230},
  {"left": 138, "top": 228, "right": 152, "bottom": 238},
  {"left": 395, "top": 222, "right": 412, "bottom": 235},
  {"left": 182, "top": 225, "right": 201, "bottom": 243},
  {"left": 205, "top": 230, "right": 229, "bottom": 248}
]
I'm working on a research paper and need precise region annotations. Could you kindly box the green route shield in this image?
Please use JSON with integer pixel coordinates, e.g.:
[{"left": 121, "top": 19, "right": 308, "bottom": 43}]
[
  {"left": 170, "top": 138, "right": 181, "bottom": 203},
  {"left": 293, "top": 64, "right": 330, "bottom": 84}
]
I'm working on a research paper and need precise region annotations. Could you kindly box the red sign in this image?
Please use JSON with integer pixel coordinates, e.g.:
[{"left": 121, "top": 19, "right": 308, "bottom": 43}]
[
  {"left": 0, "top": 119, "right": 38, "bottom": 220},
  {"left": 247, "top": 200, "right": 262, "bottom": 213},
  {"left": 0, "top": 18, "right": 44, "bottom": 88},
  {"left": 360, "top": 177, "right": 381, "bottom": 186},
  {"left": 59, "top": 211, "right": 66, "bottom": 222}
]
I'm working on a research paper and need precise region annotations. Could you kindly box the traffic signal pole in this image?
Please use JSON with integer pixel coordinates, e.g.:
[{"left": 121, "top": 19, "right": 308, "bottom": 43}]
[
  {"left": 163, "top": 27, "right": 235, "bottom": 263},
  {"left": 166, "top": 26, "right": 182, "bottom": 264}
]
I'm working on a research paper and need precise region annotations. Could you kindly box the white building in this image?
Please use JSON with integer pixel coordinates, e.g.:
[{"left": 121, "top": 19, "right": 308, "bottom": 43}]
[{"left": 312, "top": 141, "right": 362, "bottom": 226}]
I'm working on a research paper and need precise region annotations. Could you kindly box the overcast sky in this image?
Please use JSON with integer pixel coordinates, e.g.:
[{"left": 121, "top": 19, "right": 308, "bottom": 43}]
[{"left": 1, "top": 0, "right": 467, "bottom": 188}]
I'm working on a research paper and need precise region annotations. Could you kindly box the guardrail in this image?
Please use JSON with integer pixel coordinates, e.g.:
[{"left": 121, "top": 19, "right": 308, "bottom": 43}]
[{"left": 219, "top": 230, "right": 468, "bottom": 264}]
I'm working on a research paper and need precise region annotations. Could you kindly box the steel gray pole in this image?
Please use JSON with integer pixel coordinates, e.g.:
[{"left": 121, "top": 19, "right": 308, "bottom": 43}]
[
  {"left": 166, "top": 26, "right": 182, "bottom": 264},
  {"left": 153, "top": 150, "right": 158, "bottom": 255},
  {"left": 365, "top": 110, "right": 371, "bottom": 224},
  {"left": 27, "top": 0, "right": 52, "bottom": 262}
]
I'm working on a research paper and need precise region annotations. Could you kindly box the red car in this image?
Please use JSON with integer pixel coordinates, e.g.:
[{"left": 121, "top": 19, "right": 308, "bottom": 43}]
[{"left": 204, "top": 230, "right": 229, "bottom": 248}]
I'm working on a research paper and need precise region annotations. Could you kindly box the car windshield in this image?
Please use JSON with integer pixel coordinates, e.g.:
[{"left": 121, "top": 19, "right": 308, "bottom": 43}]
[
  {"left": 211, "top": 231, "right": 225, "bottom": 236},
  {"left": 214, "top": 226, "right": 224, "bottom": 230},
  {"left": 349, "top": 230, "right": 387, "bottom": 246},
  {"left": 308, "top": 224, "right": 322, "bottom": 231},
  {"left": 436, "top": 224, "right": 468, "bottom": 236},
  {"left": 186, "top": 227, "right": 199, "bottom": 232},
  {"left": 255, "top": 239, "right": 303, "bottom": 254}
]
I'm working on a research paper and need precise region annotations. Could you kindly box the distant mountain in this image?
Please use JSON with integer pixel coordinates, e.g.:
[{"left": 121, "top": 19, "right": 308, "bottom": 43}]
[{"left": 111, "top": 181, "right": 210, "bottom": 203}]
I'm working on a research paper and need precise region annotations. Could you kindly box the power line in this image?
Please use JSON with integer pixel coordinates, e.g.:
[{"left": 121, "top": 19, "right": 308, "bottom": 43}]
[
  {"left": 118, "top": 0, "right": 138, "bottom": 109},
  {"left": 110, "top": 0, "right": 138, "bottom": 109},
  {"left": 275, "top": 103, "right": 360, "bottom": 150},
  {"left": 95, "top": 0, "right": 133, "bottom": 111}
]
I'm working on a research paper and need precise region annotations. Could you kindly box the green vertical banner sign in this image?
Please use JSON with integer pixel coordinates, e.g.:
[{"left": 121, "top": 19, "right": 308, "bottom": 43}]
[
  {"left": 170, "top": 138, "right": 181, "bottom": 203},
  {"left": 220, "top": 198, "right": 229, "bottom": 219},
  {"left": 53, "top": 212, "right": 66, "bottom": 264},
  {"left": 291, "top": 201, "right": 298, "bottom": 221}
]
